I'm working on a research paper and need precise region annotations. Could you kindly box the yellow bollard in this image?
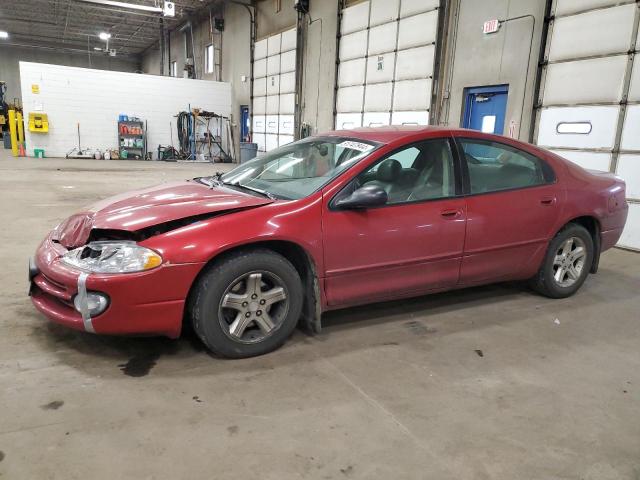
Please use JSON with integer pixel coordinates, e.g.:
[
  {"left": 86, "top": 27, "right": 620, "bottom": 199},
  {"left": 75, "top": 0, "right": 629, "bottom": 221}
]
[
  {"left": 16, "top": 111, "right": 24, "bottom": 146},
  {"left": 8, "top": 110, "right": 18, "bottom": 157}
]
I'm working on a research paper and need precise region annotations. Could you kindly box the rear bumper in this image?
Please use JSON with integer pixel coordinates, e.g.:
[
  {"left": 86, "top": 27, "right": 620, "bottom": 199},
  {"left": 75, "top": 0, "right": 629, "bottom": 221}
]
[
  {"left": 600, "top": 197, "right": 629, "bottom": 252},
  {"left": 30, "top": 235, "right": 204, "bottom": 338},
  {"left": 601, "top": 227, "right": 625, "bottom": 251}
]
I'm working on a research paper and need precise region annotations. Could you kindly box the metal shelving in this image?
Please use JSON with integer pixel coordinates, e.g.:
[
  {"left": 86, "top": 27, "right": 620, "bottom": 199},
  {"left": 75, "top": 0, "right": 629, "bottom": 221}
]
[{"left": 118, "top": 120, "right": 146, "bottom": 160}]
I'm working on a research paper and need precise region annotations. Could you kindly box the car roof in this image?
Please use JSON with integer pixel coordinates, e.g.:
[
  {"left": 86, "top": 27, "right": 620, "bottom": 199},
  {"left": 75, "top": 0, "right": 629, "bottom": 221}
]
[
  {"left": 321, "top": 125, "right": 564, "bottom": 166},
  {"left": 323, "top": 126, "right": 552, "bottom": 155},
  {"left": 323, "top": 125, "right": 463, "bottom": 144}
]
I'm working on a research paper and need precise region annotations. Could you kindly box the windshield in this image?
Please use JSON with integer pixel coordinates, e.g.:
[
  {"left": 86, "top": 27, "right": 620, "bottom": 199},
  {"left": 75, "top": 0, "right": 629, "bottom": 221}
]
[{"left": 217, "top": 136, "right": 379, "bottom": 200}]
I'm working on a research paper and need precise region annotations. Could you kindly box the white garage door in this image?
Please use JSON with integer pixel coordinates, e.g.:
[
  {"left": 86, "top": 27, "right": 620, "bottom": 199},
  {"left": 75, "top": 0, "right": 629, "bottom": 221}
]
[
  {"left": 535, "top": 0, "right": 640, "bottom": 250},
  {"left": 252, "top": 28, "right": 296, "bottom": 153},
  {"left": 335, "top": 0, "right": 440, "bottom": 130}
]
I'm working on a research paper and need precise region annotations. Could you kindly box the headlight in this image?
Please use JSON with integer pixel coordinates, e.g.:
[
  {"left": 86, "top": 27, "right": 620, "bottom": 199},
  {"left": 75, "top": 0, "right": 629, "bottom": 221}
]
[{"left": 61, "top": 241, "right": 163, "bottom": 273}]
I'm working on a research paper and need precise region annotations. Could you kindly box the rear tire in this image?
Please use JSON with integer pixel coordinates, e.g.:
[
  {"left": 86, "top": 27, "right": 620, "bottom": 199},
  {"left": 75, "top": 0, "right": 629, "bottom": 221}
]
[
  {"left": 190, "top": 249, "right": 303, "bottom": 358},
  {"left": 529, "top": 223, "right": 594, "bottom": 299}
]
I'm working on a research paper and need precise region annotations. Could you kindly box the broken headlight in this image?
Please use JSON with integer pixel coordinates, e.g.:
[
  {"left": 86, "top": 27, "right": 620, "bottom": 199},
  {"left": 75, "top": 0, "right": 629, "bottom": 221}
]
[{"left": 61, "top": 241, "right": 162, "bottom": 274}]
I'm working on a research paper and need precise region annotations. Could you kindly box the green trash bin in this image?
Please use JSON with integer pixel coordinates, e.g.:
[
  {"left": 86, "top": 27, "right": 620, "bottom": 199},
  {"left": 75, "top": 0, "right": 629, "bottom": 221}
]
[{"left": 34, "top": 149, "right": 45, "bottom": 158}]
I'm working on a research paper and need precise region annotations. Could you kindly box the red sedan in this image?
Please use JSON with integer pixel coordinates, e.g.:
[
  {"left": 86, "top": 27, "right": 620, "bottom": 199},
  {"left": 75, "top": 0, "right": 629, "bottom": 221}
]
[{"left": 30, "top": 127, "right": 628, "bottom": 357}]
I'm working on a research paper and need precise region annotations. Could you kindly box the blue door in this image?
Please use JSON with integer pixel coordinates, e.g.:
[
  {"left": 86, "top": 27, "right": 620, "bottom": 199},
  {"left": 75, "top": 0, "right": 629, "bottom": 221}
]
[
  {"left": 240, "top": 105, "right": 250, "bottom": 142},
  {"left": 462, "top": 85, "right": 509, "bottom": 135}
]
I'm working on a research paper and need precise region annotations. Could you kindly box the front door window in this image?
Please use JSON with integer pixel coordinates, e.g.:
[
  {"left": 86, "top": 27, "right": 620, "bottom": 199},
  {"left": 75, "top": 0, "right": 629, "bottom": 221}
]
[{"left": 344, "top": 139, "right": 457, "bottom": 205}]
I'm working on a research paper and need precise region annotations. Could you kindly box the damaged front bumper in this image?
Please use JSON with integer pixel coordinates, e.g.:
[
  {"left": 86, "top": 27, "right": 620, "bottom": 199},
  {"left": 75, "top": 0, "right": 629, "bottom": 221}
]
[{"left": 29, "top": 233, "right": 204, "bottom": 338}]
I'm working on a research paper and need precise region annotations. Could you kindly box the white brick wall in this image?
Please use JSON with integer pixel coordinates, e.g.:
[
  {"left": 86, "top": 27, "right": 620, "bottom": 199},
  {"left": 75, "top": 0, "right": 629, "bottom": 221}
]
[{"left": 19, "top": 62, "right": 231, "bottom": 158}]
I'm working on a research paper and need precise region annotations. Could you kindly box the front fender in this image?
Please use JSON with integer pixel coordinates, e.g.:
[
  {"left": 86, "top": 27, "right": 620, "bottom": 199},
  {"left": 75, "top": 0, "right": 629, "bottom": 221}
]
[{"left": 140, "top": 196, "right": 325, "bottom": 274}]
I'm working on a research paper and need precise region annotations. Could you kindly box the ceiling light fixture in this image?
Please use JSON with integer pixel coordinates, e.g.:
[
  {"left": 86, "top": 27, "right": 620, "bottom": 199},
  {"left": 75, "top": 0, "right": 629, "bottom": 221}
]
[
  {"left": 99, "top": 32, "right": 111, "bottom": 41},
  {"left": 0, "top": 31, "right": 9, "bottom": 39},
  {"left": 77, "top": 0, "right": 162, "bottom": 14}
]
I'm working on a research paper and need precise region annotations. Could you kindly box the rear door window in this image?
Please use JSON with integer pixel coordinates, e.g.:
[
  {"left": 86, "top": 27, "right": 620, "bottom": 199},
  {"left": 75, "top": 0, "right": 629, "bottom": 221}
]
[{"left": 459, "top": 139, "right": 554, "bottom": 194}]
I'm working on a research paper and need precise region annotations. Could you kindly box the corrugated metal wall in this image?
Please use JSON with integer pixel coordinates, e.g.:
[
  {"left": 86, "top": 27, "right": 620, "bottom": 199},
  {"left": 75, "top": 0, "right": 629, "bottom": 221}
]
[
  {"left": 252, "top": 28, "right": 297, "bottom": 153},
  {"left": 335, "top": 0, "right": 440, "bottom": 129}
]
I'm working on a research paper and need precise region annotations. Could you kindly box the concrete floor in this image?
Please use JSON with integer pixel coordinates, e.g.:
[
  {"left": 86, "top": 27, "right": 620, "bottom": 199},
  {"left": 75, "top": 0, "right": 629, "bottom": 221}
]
[{"left": 1, "top": 153, "right": 639, "bottom": 480}]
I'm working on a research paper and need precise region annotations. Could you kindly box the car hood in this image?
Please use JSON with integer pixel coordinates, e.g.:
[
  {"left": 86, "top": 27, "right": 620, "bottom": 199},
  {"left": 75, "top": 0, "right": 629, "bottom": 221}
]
[{"left": 52, "top": 180, "right": 273, "bottom": 249}]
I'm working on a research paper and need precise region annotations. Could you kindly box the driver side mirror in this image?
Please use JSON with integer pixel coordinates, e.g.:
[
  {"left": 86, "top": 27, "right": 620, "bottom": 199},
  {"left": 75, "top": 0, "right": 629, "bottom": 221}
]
[{"left": 334, "top": 184, "right": 388, "bottom": 210}]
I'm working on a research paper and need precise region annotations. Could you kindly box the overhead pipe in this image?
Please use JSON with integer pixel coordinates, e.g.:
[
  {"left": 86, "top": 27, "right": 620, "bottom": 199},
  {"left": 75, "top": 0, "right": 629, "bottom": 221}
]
[
  {"left": 178, "top": 20, "right": 197, "bottom": 78},
  {"left": 208, "top": 6, "right": 223, "bottom": 81},
  {"left": 178, "top": 21, "right": 192, "bottom": 33},
  {"left": 190, "top": 22, "right": 197, "bottom": 78},
  {"left": 87, "top": 35, "right": 92, "bottom": 68},
  {"left": 209, "top": 8, "right": 215, "bottom": 77},
  {"left": 160, "top": 17, "right": 165, "bottom": 75},
  {"left": 176, "top": 20, "right": 191, "bottom": 78},
  {"left": 167, "top": 29, "right": 172, "bottom": 75}
]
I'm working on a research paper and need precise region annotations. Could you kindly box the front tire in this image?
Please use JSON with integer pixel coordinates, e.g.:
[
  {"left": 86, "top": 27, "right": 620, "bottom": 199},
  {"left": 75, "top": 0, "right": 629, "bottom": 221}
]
[
  {"left": 190, "top": 249, "right": 303, "bottom": 358},
  {"left": 530, "top": 223, "right": 594, "bottom": 299}
]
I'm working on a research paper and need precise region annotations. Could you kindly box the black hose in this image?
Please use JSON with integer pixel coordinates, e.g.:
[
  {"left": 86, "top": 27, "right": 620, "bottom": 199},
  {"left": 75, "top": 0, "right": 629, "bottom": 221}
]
[{"left": 177, "top": 111, "right": 191, "bottom": 156}]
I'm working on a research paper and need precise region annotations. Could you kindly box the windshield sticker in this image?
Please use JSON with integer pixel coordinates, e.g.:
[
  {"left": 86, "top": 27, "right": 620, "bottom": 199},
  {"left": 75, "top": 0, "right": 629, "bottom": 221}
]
[{"left": 337, "top": 141, "right": 374, "bottom": 152}]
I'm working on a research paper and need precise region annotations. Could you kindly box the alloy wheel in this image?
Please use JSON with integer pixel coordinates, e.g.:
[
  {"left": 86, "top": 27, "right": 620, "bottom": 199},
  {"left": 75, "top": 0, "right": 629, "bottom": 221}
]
[
  {"left": 552, "top": 236, "right": 587, "bottom": 288},
  {"left": 218, "top": 271, "right": 289, "bottom": 344}
]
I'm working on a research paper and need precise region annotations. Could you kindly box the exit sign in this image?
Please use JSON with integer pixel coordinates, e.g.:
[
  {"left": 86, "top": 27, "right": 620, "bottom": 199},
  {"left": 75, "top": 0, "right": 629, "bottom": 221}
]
[{"left": 483, "top": 19, "right": 500, "bottom": 34}]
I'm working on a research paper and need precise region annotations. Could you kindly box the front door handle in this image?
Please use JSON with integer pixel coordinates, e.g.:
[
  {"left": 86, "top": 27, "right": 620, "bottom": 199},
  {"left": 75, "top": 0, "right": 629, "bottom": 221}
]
[
  {"left": 440, "top": 208, "right": 462, "bottom": 218},
  {"left": 540, "top": 196, "right": 556, "bottom": 206}
]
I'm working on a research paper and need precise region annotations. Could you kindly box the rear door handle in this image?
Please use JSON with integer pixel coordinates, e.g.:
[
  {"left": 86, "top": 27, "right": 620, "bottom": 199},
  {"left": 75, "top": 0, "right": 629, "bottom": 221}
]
[
  {"left": 540, "top": 196, "right": 556, "bottom": 206},
  {"left": 440, "top": 208, "right": 462, "bottom": 218}
]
